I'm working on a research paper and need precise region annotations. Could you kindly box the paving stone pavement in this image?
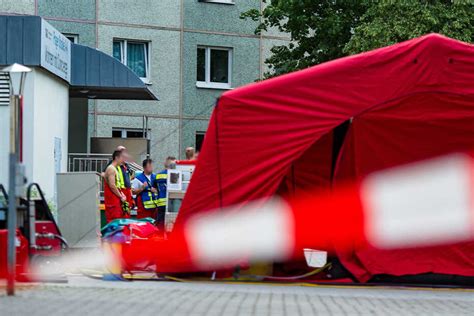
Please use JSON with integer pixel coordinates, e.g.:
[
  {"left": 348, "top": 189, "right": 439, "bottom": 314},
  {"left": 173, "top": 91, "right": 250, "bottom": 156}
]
[{"left": 1, "top": 276, "right": 473, "bottom": 316}]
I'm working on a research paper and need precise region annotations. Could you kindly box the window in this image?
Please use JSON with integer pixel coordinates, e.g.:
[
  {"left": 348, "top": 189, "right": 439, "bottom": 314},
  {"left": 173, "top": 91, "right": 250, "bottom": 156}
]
[
  {"left": 196, "top": 46, "right": 232, "bottom": 89},
  {"left": 195, "top": 131, "right": 206, "bottom": 152},
  {"left": 113, "top": 39, "right": 150, "bottom": 82},
  {"left": 63, "top": 34, "right": 79, "bottom": 43},
  {"left": 112, "top": 128, "right": 148, "bottom": 139}
]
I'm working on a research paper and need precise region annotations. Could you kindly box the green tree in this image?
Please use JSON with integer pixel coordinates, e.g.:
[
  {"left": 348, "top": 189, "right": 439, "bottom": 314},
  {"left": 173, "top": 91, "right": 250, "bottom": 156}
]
[
  {"left": 344, "top": 1, "right": 474, "bottom": 55},
  {"left": 243, "top": 1, "right": 474, "bottom": 79},
  {"left": 241, "top": 0, "right": 369, "bottom": 78}
]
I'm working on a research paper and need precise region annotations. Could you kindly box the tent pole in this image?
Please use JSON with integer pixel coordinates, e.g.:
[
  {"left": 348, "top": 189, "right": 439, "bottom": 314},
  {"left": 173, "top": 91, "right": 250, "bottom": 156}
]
[{"left": 214, "top": 99, "right": 224, "bottom": 210}]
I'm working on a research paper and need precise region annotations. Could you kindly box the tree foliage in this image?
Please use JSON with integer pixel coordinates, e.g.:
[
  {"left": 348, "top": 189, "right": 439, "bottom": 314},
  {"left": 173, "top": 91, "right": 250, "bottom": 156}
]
[
  {"left": 242, "top": 1, "right": 474, "bottom": 78},
  {"left": 345, "top": 1, "right": 474, "bottom": 54},
  {"left": 241, "top": 0, "right": 368, "bottom": 78}
]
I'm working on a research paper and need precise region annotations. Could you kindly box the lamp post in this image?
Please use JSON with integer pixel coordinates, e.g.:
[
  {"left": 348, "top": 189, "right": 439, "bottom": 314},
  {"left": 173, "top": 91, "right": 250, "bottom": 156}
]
[{"left": 1, "top": 63, "right": 31, "bottom": 296}]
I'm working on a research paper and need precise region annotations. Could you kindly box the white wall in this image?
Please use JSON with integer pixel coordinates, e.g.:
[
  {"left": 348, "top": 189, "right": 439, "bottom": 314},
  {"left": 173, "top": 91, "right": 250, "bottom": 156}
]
[
  {"left": 0, "top": 104, "right": 9, "bottom": 189},
  {"left": 22, "top": 68, "right": 36, "bottom": 192},
  {"left": 0, "top": 68, "right": 69, "bottom": 204},
  {"left": 31, "top": 68, "right": 69, "bottom": 202},
  {"left": 1, "top": 71, "right": 36, "bottom": 193}
]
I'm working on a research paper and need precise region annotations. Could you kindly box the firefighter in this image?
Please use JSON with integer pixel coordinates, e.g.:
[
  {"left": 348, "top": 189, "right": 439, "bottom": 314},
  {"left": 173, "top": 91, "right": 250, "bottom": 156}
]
[
  {"left": 117, "top": 147, "right": 135, "bottom": 210},
  {"left": 102, "top": 146, "right": 135, "bottom": 210},
  {"left": 103, "top": 150, "right": 130, "bottom": 223},
  {"left": 155, "top": 156, "right": 176, "bottom": 232},
  {"left": 132, "top": 159, "right": 159, "bottom": 221}
]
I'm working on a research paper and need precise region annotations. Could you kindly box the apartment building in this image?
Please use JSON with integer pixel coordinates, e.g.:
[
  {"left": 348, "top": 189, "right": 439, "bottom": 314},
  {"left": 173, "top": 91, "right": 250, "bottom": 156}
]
[{"left": 0, "top": 0, "right": 290, "bottom": 164}]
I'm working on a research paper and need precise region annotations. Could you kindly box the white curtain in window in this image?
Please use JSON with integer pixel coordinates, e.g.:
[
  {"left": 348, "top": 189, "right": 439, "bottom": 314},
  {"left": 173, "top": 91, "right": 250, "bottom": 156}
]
[
  {"left": 113, "top": 41, "right": 122, "bottom": 62},
  {"left": 127, "top": 43, "right": 147, "bottom": 78}
]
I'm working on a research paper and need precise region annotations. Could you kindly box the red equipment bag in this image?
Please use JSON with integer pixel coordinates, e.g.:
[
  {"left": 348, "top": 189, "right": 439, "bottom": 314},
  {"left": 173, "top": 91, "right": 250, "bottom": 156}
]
[{"left": 101, "top": 219, "right": 162, "bottom": 272}]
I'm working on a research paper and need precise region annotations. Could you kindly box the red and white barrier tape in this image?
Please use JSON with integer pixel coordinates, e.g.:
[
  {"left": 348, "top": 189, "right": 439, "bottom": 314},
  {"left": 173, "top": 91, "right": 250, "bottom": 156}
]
[
  {"left": 361, "top": 153, "right": 474, "bottom": 248},
  {"left": 123, "top": 153, "right": 474, "bottom": 272}
]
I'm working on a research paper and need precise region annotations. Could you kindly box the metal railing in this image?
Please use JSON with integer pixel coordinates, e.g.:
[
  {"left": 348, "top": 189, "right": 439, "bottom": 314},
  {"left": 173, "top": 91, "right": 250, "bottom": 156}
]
[
  {"left": 68, "top": 153, "right": 144, "bottom": 174},
  {"left": 68, "top": 153, "right": 144, "bottom": 203},
  {"left": 68, "top": 153, "right": 110, "bottom": 173}
]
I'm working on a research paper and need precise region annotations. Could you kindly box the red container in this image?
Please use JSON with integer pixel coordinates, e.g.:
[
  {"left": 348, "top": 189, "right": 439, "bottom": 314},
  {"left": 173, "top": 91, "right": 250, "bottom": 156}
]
[
  {"left": 30, "top": 221, "right": 62, "bottom": 257},
  {"left": 0, "top": 229, "right": 30, "bottom": 280}
]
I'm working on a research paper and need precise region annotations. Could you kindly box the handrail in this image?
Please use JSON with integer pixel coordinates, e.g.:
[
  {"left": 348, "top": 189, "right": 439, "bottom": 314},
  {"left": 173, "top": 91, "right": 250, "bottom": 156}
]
[
  {"left": 0, "top": 183, "right": 7, "bottom": 200},
  {"left": 68, "top": 154, "right": 111, "bottom": 173},
  {"left": 68, "top": 153, "right": 111, "bottom": 157},
  {"left": 68, "top": 153, "right": 144, "bottom": 173},
  {"left": 27, "top": 183, "right": 62, "bottom": 235}
]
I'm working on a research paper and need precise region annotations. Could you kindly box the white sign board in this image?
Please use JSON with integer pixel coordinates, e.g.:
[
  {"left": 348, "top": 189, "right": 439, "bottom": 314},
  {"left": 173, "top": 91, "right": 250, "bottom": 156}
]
[
  {"left": 167, "top": 170, "right": 183, "bottom": 192},
  {"left": 176, "top": 164, "right": 195, "bottom": 191},
  {"left": 40, "top": 20, "right": 71, "bottom": 82}
]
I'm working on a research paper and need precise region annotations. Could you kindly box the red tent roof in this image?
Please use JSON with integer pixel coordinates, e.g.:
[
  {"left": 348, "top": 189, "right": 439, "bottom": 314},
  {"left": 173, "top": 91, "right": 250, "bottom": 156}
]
[{"left": 177, "top": 34, "right": 474, "bottom": 281}]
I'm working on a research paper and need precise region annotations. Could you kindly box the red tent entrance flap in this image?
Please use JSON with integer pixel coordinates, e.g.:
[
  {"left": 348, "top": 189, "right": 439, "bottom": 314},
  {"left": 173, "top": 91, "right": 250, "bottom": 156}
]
[{"left": 333, "top": 91, "right": 474, "bottom": 281}]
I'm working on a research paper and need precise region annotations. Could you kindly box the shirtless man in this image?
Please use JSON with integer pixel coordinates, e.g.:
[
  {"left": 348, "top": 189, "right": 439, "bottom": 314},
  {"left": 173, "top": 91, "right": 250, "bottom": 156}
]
[{"left": 103, "top": 150, "right": 129, "bottom": 223}]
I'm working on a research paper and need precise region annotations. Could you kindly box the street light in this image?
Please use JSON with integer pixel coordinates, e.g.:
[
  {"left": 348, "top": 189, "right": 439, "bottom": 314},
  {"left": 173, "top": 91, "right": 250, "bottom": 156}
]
[
  {"left": 3, "top": 63, "right": 31, "bottom": 96},
  {"left": 1, "top": 63, "right": 31, "bottom": 296}
]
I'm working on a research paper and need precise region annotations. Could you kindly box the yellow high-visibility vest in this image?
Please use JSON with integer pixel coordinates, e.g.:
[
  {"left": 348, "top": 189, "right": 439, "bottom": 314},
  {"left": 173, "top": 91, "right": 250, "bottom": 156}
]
[{"left": 116, "top": 166, "right": 125, "bottom": 189}]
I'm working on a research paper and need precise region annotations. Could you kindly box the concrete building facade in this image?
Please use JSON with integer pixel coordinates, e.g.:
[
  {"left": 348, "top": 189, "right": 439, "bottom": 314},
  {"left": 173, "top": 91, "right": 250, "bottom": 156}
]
[
  {"left": 0, "top": 15, "right": 156, "bottom": 204},
  {"left": 0, "top": 0, "right": 290, "bottom": 164}
]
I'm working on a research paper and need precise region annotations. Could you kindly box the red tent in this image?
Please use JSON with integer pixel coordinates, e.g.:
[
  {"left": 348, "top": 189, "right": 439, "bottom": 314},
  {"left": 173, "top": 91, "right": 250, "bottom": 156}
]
[{"left": 177, "top": 34, "right": 474, "bottom": 282}]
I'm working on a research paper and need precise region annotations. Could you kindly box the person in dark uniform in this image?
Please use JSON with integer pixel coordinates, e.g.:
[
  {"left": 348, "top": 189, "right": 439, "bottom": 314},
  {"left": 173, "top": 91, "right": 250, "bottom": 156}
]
[
  {"left": 155, "top": 156, "right": 176, "bottom": 232},
  {"left": 132, "top": 159, "right": 160, "bottom": 220}
]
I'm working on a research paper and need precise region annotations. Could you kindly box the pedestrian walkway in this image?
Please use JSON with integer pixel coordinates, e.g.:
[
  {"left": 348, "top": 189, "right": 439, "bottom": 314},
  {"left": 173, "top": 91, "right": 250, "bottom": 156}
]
[{"left": 1, "top": 276, "right": 473, "bottom": 315}]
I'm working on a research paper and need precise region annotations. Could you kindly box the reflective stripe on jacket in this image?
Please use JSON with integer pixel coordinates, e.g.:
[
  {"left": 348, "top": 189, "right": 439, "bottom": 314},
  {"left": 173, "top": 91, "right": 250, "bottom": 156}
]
[
  {"left": 156, "top": 170, "right": 167, "bottom": 201},
  {"left": 156, "top": 198, "right": 166, "bottom": 207}
]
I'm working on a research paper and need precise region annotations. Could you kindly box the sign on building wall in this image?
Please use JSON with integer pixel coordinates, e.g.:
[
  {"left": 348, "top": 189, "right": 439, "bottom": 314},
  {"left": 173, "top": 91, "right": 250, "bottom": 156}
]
[{"left": 40, "top": 20, "right": 71, "bottom": 83}]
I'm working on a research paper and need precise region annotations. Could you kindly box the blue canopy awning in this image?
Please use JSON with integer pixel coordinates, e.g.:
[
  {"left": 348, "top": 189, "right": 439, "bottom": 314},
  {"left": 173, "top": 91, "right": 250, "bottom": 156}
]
[
  {"left": 69, "top": 44, "right": 157, "bottom": 100},
  {"left": 0, "top": 15, "right": 157, "bottom": 100}
]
